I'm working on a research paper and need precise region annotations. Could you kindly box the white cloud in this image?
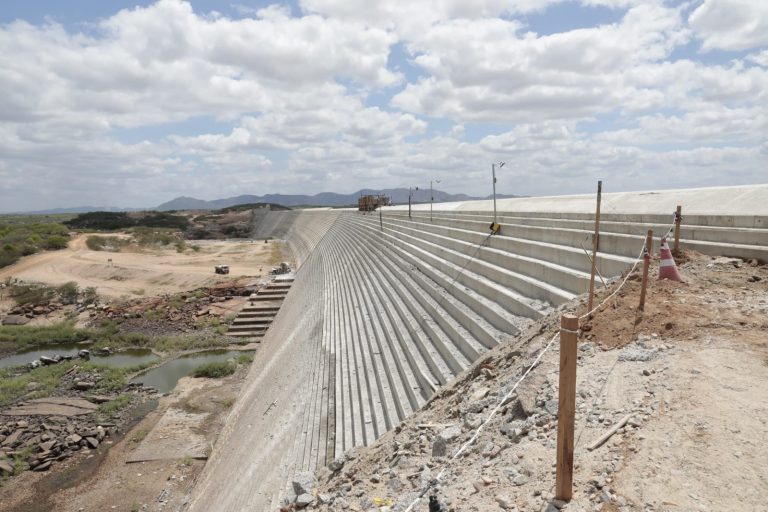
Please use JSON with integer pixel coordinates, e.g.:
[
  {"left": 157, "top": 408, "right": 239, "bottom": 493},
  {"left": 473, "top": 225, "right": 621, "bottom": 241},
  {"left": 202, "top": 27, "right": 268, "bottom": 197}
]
[
  {"left": 391, "top": 4, "right": 690, "bottom": 122},
  {"left": 0, "top": 0, "right": 765, "bottom": 212},
  {"left": 689, "top": 0, "right": 768, "bottom": 51}
]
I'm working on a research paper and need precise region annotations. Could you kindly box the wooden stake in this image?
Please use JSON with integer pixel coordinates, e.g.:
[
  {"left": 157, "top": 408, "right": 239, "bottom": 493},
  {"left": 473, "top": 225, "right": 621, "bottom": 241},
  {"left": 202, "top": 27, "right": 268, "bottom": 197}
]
[
  {"left": 673, "top": 205, "right": 682, "bottom": 255},
  {"left": 639, "top": 230, "right": 653, "bottom": 311},
  {"left": 556, "top": 314, "right": 578, "bottom": 502},
  {"left": 587, "top": 181, "right": 602, "bottom": 316},
  {"left": 379, "top": 206, "right": 383, "bottom": 231}
]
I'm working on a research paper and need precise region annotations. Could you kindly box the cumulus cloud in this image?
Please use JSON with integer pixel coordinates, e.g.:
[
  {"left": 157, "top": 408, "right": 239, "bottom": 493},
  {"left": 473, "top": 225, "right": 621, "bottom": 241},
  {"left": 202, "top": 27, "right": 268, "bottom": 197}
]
[
  {"left": 391, "top": 4, "right": 690, "bottom": 122},
  {"left": 0, "top": 0, "right": 765, "bottom": 212},
  {"left": 689, "top": 0, "right": 768, "bottom": 51}
]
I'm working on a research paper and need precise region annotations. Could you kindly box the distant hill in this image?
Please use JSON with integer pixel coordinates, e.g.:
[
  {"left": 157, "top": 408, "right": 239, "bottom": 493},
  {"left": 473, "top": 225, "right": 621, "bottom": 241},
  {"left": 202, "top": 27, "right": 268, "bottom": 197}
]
[
  {"left": 155, "top": 189, "right": 521, "bottom": 211},
  {"left": 8, "top": 190, "right": 522, "bottom": 215},
  {"left": 20, "top": 206, "right": 144, "bottom": 215}
]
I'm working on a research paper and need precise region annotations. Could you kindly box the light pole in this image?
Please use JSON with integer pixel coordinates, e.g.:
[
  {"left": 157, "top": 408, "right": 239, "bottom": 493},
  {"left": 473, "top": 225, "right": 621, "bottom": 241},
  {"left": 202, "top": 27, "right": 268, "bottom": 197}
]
[
  {"left": 409, "top": 186, "right": 419, "bottom": 219},
  {"left": 430, "top": 179, "right": 441, "bottom": 223},
  {"left": 492, "top": 161, "right": 505, "bottom": 225}
]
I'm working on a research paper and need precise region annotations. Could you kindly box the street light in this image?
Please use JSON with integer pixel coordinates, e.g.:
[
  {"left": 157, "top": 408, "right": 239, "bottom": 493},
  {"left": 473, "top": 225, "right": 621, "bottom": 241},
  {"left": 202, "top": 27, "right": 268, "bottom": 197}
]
[
  {"left": 492, "top": 161, "right": 505, "bottom": 225},
  {"left": 409, "top": 186, "right": 419, "bottom": 219},
  {"left": 430, "top": 179, "right": 441, "bottom": 223}
]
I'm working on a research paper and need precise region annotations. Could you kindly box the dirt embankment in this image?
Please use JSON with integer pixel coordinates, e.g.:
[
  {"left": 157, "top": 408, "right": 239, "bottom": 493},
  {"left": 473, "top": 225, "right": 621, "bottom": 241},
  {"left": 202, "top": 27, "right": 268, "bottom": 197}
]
[
  {"left": 0, "top": 234, "right": 289, "bottom": 299},
  {"left": 299, "top": 253, "right": 768, "bottom": 512}
]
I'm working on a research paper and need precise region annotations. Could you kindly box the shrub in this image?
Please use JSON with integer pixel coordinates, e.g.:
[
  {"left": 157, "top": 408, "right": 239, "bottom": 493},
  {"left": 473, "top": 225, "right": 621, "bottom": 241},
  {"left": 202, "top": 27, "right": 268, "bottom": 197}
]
[
  {"left": 82, "top": 287, "right": 98, "bottom": 304},
  {"left": 44, "top": 235, "right": 69, "bottom": 250},
  {"left": 8, "top": 283, "right": 56, "bottom": 305},
  {"left": 86, "top": 235, "right": 127, "bottom": 251},
  {"left": 191, "top": 361, "right": 236, "bottom": 378},
  {"left": 236, "top": 353, "right": 254, "bottom": 365},
  {"left": 57, "top": 281, "right": 79, "bottom": 303}
]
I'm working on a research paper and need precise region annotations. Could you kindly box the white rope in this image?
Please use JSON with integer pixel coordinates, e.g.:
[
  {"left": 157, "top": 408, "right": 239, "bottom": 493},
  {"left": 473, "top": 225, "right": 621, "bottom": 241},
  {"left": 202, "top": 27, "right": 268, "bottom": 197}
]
[
  {"left": 579, "top": 243, "right": 645, "bottom": 320},
  {"left": 402, "top": 330, "right": 560, "bottom": 512}
]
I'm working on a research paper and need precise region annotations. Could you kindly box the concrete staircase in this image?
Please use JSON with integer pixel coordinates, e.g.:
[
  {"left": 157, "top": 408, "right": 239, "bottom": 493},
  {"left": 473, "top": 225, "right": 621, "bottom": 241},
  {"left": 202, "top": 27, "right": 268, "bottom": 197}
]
[
  {"left": 226, "top": 277, "right": 294, "bottom": 339},
  {"left": 188, "top": 188, "right": 768, "bottom": 512}
]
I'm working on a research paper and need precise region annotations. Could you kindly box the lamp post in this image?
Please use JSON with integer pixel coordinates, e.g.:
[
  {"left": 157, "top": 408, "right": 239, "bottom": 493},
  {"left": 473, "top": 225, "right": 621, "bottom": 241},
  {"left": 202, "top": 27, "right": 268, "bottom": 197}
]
[
  {"left": 430, "top": 179, "right": 441, "bottom": 223},
  {"left": 492, "top": 161, "right": 505, "bottom": 225},
  {"left": 409, "top": 186, "right": 419, "bottom": 219}
]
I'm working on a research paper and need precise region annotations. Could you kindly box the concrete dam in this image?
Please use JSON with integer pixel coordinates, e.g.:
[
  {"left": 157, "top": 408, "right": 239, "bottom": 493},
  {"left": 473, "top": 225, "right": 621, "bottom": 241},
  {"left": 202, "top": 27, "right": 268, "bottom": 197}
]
[{"left": 188, "top": 184, "right": 768, "bottom": 511}]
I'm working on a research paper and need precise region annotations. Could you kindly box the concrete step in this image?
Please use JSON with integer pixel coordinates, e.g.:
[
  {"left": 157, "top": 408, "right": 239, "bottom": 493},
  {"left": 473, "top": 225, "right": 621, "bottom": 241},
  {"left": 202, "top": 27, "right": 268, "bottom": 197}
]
[
  {"left": 384, "top": 212, "right": 635, "bottom": 277},
  {"left": 226, "top": 331, "right": 264, "bottom": 338},
  {"left": 368, "top": 215, "right": 587, "bottom": 300},
  {"left": 231, "top": 318, "right": 273, "bottom": 325}
]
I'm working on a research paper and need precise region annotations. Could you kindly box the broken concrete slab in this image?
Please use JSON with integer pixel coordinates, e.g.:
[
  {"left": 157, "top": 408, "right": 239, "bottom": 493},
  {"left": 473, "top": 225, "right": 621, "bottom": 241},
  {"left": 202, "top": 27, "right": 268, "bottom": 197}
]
[
  {"left": 127, "top": 408, "right": 209, "bottom": 463},
  {"left": 3, "top": 397, "right": 99, "bottom": 417}
]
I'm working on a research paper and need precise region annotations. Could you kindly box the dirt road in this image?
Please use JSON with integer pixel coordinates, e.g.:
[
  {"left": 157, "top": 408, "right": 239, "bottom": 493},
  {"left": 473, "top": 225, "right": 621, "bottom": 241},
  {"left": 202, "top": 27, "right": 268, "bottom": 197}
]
[{"left": 0, "top": 235, "right": 289, "bottom": 298}]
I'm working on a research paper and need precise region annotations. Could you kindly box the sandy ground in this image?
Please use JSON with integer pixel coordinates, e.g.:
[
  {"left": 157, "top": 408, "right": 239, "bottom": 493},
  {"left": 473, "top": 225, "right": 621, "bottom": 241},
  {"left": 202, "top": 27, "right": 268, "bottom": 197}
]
[
  {"left": 0, "top": 366, "right": 252, "bottom": 512},
  {"left": 0, "top": 234, "right": 288, "bottom": 298}
]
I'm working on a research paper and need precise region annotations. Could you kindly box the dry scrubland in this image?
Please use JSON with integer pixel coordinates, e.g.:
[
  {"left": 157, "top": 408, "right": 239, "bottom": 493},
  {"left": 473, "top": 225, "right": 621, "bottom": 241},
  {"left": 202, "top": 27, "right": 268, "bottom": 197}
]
[
  {"left": 0, "top": 225, "right": 290, "bottom": 511},
  {"left": 0, "top": 233, "right": 289, "bottom": 298}
]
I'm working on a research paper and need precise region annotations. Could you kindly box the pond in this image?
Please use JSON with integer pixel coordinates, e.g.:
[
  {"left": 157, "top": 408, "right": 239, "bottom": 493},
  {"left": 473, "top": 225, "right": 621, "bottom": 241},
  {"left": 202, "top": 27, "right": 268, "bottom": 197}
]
[
  {"left": 0, "top": 343, "right": 159, "bottom": 369},
  {"left": 131, "top": 350, "right": 253, "bottom": 394}
]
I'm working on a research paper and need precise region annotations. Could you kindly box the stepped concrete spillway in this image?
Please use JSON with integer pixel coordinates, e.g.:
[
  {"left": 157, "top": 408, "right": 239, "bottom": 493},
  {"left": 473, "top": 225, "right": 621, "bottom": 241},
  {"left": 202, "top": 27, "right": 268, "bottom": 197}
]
[{"left": 188, "top": 184, "right": 768, "bottom": 511}]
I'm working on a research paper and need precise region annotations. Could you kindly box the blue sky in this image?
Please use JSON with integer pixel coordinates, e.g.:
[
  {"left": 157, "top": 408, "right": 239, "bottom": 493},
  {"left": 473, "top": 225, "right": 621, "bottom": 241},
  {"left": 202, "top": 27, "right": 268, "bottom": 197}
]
[{"left": 0, "top": 0, "right": 766, "bottom": 211}]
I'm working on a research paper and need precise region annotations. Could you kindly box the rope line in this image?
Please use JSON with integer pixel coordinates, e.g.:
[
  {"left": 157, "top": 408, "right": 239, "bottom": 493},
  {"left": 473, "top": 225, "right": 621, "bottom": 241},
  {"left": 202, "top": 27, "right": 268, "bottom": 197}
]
[
  {"left": 579, "top": 244, "right": 644, "bottom": 320},
  {"left": 402, "top": 330, "right": 560, "bottom": 512}
]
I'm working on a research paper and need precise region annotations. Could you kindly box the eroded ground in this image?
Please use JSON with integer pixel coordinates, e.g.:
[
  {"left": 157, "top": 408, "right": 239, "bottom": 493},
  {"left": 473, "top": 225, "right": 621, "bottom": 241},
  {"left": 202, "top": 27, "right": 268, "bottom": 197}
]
[
  {"left": 0, "top": 234, "right": 290, "bottom": 298},
  {"left": 0, "top": 368, "right": 251, "bottom": 512}
]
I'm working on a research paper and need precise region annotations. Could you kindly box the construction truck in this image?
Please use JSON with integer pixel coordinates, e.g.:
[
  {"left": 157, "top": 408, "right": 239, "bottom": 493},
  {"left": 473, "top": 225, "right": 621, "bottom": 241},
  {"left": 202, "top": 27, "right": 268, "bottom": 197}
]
[
  {"left": 214, "top": 265, "right": 230, "bottom": 275},
  {"left": 358, "top": 194, "right": 391, "bottom": 211},
  {"left": 270, "top": 262, "right": 291, "bottom": 275}
]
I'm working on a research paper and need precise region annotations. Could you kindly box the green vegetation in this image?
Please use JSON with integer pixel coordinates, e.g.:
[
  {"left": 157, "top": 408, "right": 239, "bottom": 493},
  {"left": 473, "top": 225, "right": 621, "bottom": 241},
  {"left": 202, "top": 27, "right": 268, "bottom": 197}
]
[
  {"left": 6, "top": 283, "right": 56, "bottom": 306},
  {"left": 0, "top": 322, "right": 90, "bottom": 354},
  {"left": 0, "top": 360, "right": 153, "bottom": 409},
  {"left": 11, "top": 446, "right": 35, "bottom": 474},
  {"left": 132, "top": 228, "right": 177, "bottom": 247},
  {"left": 97, "top": 394, "right": 134, "bottom": 416},
  {"left": 236, "top": 353, "right": 254, "bottom": 365},
  {"left": 221, "top": 225, "right": 251, "bottom": 238},
  {"left": 191, "top": 361, "right": 236, "bottom": 378},
  {"left": 0, "top": 320, "right": 230, "bottom": 359},
  {"left": 86, "top": 235, "right": 128, "bottom": 251},
  {"left": 0, "top": 222, "right": 70, "bottom": 268},
  {"left": 214, "top": 203, "right": 290, "bottom": 213},
  {"left": 64, "top": 211, "right": 189, "bottom": 231},
  {"left": 130, "top": 428, "right": 150, "bottom": 443}
]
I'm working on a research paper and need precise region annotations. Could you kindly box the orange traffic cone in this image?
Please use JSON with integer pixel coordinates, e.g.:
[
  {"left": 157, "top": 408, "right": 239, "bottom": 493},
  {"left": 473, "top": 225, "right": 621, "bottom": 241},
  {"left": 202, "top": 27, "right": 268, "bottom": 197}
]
[{"left": 658, "top": 236, "right": 683, "bottom": 282}]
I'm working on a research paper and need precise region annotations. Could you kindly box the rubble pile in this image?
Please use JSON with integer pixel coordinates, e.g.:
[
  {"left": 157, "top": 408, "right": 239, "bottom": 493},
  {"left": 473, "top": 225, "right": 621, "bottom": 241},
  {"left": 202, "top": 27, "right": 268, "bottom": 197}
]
[
  {"left": 0, "top": 417, "right": 112, "bottom": 474},
  {"left": 0, "top": 379, "right": 158, "bottom": 478},
  {"left": 86, "top": 281, "right": 258, "bottom": 335}
]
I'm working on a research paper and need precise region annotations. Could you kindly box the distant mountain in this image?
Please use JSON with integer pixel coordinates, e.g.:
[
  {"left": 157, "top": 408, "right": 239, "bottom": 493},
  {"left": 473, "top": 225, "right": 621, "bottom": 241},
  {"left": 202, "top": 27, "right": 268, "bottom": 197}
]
[
  {"left": 8, "top": 190, "right": 522, "bottom": 215},
  {"left": 155, "top": 189, "right": 521, "bottom": 211}
]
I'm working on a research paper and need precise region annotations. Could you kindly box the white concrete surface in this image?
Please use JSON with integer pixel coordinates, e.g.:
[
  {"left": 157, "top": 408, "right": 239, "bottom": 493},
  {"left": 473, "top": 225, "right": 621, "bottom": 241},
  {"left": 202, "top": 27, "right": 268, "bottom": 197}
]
[{"left": 189, "top": 188, "right": 768, "bottom": 511}]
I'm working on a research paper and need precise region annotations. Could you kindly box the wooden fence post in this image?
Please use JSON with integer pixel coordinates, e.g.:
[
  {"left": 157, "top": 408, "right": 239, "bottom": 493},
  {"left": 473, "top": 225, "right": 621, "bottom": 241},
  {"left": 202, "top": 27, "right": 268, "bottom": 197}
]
[
  {"left": 639, "top": 230, "right": 653, "bottom": 311},
  {"left": 673, "top": 205, "right": 682, "bottom": 255},
  {"left": 587, "top": 181, "right": 602, "bottom": 317},
  {"left": 556, "top": 314, "right": 579, "bottom": 501}
]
